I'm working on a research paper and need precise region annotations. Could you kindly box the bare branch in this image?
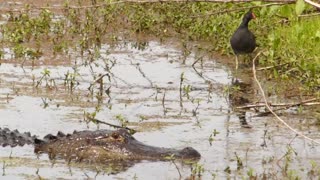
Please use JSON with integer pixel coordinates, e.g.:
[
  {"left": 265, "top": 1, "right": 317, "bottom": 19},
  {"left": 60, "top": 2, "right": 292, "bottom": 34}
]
[
  {"left": 236, "top": 98, "right": 320, "bottom": 109},
  {"left": 304, "top": 0, "right": 320, "bottom": 8},
  {"left": 190, "top": 2, "right": 294, "bottom": 18}
]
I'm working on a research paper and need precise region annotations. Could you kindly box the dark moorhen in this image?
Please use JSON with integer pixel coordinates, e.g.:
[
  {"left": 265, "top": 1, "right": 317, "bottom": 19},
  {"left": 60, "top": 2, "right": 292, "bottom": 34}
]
[{"left": 230, "top": 10, "right": 256, "bottom": 69}]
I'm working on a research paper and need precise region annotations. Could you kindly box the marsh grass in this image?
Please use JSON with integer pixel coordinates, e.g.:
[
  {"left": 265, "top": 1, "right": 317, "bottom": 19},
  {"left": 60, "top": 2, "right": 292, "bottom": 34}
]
[
  {"left": 270, "top": 18, "right": 320, "bottom": 88},
  {"left": 0, "top": 1, "right": 319, "bottom": 90}
]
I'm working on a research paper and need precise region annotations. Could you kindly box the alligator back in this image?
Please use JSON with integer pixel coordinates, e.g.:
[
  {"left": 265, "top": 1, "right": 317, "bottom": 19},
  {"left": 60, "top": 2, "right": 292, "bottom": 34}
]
[{"left": 0, "top": 128, "right": 37, "bottom": 147}]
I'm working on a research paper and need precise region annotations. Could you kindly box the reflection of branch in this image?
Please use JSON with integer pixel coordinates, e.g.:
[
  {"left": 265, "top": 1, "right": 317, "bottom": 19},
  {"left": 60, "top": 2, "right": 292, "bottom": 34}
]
[
  {"left": 179, "top": 73, "right": 184, "bottom": 111},
  {"left": 276, "top": 134, "right": 298, "bottom": 166},
  {"left": 88, "top": 73, "right": 109, "bottom": 90},
  {"left": 162, "top": 91, "right": 167, "bottom": 116},
  {"left": 192, "top": 100, "right": 200, "bottom": 116},
  {"left": 131, "top": 61, "right": 154, "bottom": 87},
  {"left": 109, "top": 71, "right": 134, "bottom": 88},
  {"left": 192, "top": 58, "right": 218, "bottom": 83},
  {"left": 252, "top": 51, "right": 320, "bottom": 145},
  {"left": 191, "top": 56, "right": 203, "bottom": 67},
  {"left": 261, "top": 128, "right": 268, "bottom": 147}
]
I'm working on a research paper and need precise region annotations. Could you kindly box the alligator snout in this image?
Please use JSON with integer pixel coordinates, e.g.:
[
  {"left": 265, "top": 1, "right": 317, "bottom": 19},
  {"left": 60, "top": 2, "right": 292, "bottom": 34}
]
[{"left": 179, "top": 147, "right": 201, "bottom": 159}]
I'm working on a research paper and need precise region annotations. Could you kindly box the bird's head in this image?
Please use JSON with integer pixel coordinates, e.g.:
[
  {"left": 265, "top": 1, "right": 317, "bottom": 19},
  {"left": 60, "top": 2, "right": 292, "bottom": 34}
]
[{"left": 243, "top": 10, "right": 256, "bottom": 22}]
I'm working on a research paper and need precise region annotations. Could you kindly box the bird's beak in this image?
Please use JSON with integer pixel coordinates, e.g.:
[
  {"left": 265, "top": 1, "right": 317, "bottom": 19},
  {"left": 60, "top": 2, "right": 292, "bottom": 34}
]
[{"left": 252, "top": 12, "right": 256, "bottom": 19}]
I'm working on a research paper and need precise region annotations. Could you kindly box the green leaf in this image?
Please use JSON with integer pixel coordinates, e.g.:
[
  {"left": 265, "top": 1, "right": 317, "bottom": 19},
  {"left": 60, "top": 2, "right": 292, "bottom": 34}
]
[
  {"left": 315, "top": 31, "right": 320, "bottom": 41},
  {"left": 315, "top": 30, "right": 320, "bottom": 38},
  {"left": 279, "top": 5, "right": 292, "bottom": 17},
  {"left": 295, "top": 0, "right": 305, "bottom": 15}
]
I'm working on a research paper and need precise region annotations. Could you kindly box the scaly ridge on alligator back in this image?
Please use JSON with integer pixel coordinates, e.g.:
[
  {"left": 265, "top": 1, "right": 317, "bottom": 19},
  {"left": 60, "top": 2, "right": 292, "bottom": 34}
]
[{"left": 0, "top": 128, "right": 37, "bottom": 147}]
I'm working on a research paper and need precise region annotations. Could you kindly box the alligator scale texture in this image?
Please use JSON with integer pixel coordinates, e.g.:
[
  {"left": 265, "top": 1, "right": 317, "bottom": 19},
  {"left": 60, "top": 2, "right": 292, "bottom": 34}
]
[{"left": 0, "top": 128, "right": 201, "bottom": 163}]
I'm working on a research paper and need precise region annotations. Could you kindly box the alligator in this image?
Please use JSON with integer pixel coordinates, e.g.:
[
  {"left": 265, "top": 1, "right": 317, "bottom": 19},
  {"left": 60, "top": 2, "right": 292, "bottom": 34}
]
[{"left": 0, "top": 128, "right": 201, "bottom": 164}]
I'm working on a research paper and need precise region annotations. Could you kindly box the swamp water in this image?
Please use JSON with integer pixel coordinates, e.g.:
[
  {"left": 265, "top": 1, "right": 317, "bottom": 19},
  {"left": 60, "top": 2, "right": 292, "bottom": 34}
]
[{"left": 0, "top": 40, "right": 319, "bottom": 179}]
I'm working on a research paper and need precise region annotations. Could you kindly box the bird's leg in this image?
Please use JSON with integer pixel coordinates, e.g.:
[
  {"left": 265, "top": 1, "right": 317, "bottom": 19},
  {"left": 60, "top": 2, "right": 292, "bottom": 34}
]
[
  {"left": 232, "top": 55, "right": 239, "bottom": 84},
  {"left": 235, "top": 55, "right": 239, "bottom": 70}
]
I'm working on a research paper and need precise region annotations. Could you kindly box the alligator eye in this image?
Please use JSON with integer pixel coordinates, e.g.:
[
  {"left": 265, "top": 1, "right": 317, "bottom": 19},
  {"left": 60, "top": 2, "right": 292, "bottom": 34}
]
[
  {"left": 110, "top": 132, "right": 125, "bottom": 142},
  {"left": 111, "top": 132, "right": 120, "bottom": 139}
]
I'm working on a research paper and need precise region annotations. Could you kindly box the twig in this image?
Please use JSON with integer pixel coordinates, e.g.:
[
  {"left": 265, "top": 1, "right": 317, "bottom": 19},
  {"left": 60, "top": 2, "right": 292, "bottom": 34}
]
[
  {"left": 257, "top": 62, "right": 291, "bottom": 71},
  {"left": 276, "top": 134, "right": 298, "bottom": 166},
  {"left": 191, "top": 56, "right": 203, "bottom": 67},
  {"left": 254, "top": 102, "right": 320, "bottom": 117},
  {"left": 236, "top": 98, "right": 320, "bottom": 109},
  {"left": 252, "top": 51, "right": 320, "bottom": 145},
  {"left": 192, "top": 60, "right": 219, "bottom": 83},
  {"left": 109, "top": 71, "right": 134, "bottom": 88},
  {"left": 303, "top": 0, "right": 320, "bottom": 8},
  {"left": 190, "top": 2, "right": 295, "bottom": 18},
  {"left": 179, "top": 72, "right": 184, "bottom": 111},
  {"left": 255, "top": 99, "right": 319, "bottom": 117},
  {"left": 86, "top": 116, "right": 136, "bottom": 133},
  {"left": 192, "top": 100, "right": 201, "bottom": 116},
  {"left": 162, "top": 91, "right": 167, "bottom": 116},
  {"left": 261, "top": 126, "right": 268, "bottom": 147}
]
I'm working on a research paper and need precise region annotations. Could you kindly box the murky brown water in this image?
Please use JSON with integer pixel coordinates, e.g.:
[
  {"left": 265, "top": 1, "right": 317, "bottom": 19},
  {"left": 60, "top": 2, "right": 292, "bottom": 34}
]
[{"left": 1, "top": 39, "right": 320, "bottom": 179}]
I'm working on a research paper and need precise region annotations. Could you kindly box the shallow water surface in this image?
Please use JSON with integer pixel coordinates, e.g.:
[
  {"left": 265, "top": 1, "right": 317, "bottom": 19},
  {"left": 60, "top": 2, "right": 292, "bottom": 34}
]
[{"left": 0, "top": 40, "right": 320, "bottom": 179}]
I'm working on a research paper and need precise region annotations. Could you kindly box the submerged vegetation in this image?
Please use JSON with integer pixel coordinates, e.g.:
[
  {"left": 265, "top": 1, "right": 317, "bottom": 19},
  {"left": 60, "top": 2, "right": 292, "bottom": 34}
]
[{"left": 0, "top": 0, "right": 319, "bottom": 90}]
